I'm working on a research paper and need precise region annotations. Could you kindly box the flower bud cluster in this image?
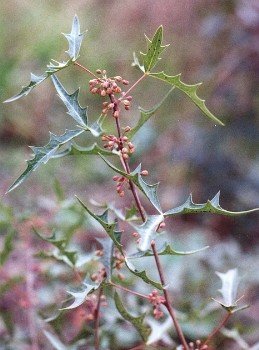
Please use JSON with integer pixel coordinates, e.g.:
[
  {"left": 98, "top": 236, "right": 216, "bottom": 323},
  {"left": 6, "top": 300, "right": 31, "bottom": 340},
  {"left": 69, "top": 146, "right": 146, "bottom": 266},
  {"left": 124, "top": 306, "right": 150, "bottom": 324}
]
[
  {"left": 113, "top": 175, "right": 128, "bottom": 197},
  {"left": 148, "top": 289, "right": 166, "bottom": 320},
  {"left": 91, "top": 266, "right": 106, "bottom": 283},
  {"left": 113, "top": 251, "right": 125, "bottom": 270}
]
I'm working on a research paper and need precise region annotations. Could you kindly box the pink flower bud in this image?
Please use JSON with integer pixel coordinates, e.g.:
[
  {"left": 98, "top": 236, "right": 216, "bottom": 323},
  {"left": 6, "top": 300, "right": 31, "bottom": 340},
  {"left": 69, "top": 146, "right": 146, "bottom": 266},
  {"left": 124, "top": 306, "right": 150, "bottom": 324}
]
[
  {"left": 113, "top": 176, "right": 120, "bottom": 181},
  {"left": 122, "top": 153, "right": 129, "bottom": 160},
  {"left": 114, "top": 76, "right": 122, "bottom": 82},
  {"left": 96, "top": 69, "right": 102, "bottom": 74},
  {"left": 101, "top": 90, "right": 106, "bottom": 96},
  {"left": 141, "top": 170, "right": 149, "bottom": 176},
  {"left": 122, "top": 79, "right": 129, "bottom": 85},
  {"left": 122, "top": 147, "right": 128, "bottom": 154},
  {"left": 124, "top": 126, "right": 131, "bottom": 132},
  {"left": 113, "top": 111, "right": 119, "bottom": 118}
]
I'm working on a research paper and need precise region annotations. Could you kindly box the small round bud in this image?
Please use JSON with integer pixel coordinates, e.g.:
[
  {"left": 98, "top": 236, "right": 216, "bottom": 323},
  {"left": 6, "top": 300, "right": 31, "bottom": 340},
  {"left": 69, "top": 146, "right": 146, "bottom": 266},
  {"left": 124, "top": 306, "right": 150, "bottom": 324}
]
[
  {"left": 91, "top": 87, "right": 98, "bottom": 94},
  {"left": 140, "top": 170, "right": 149, "bottom": 176},
  {"left": 96, "top": 69, "right": 102, "bottom": 74},
  {"left": 125, "top": 105, "right": 130, "bottom": 110},
  {"left": 122, "top": 153, "right": 129, "bottom": 160},
  {"left": 113, "top": 176, "right": 120, "bottom": 181},
  {"left": 119, "top": 191, "right": 125, "bottom": 197},
  {"left": 121, "top": 147, "right": 128, "bottom": 154},
  {"left": 101, "top": 90, "right": 106, "bottom": 96},
  {"left": 126, "top": 96, "right": 133, "bottom": 101},
  {"left": 122, "top": 136, "right": 128, "bottom": 141},
  {"left": 115, "top": 87, "right": 122, "bottom": 93},
  {"left": 124, "top": 126, "right": 131, "bottom": 132},
  {"left": 114, "top": 76, "right": 122, "bottom": 82},
  {"left": 132, "top": 232, "right": 139, "bottom": 238},
  {"left": 106, "top": 88, "right": 112, "bottom": 94},
  {"left": 102, "top": 70, "right": 107, "bottom": 75},
  {"left": 122, "top": 79, "right": 129, "bottom": 85},
  {"left": 108, "top": 103, "right": 115, "bottom": 109}
]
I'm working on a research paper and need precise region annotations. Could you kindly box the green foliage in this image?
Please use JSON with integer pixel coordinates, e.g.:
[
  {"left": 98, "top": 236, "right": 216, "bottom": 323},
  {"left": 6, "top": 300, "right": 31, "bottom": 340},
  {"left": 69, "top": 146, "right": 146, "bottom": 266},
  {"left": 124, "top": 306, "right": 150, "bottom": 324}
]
[
  {"left": 114, "top": 291, "right": 151, "bottom": 342},
  {"left": 164, "top": 192, "right": 259, "bottom": 217},
  {"left": 149, "top": 71, "right": 224, "bottom": 125},
  {"left": 140, "top": 25, "right": 169, "bottom": 73},
  {"left": 0, "top": 230, "right": 15, "bottom": 265}
]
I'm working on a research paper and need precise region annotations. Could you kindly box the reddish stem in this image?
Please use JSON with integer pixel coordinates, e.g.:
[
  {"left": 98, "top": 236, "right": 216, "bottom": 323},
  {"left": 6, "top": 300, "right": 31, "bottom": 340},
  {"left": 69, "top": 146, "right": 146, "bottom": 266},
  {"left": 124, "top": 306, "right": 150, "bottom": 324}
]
[
  {"left": 110, "top": 282, "right": 149, "bottom": 300},
  {"left": 151, "top": 240, "right": 189, "bottom": 350},
  {"left": 74, "top": 61, "right": 99, "bottom": 78},
  {"left": 203, "top": 312, "right": 232, "bottom": 346},
  {"left": 119, "top": 73, "right": 147, "bottom": 100},
  {"left": 94, "top": 287, "right": 103, "bottom": 350}
]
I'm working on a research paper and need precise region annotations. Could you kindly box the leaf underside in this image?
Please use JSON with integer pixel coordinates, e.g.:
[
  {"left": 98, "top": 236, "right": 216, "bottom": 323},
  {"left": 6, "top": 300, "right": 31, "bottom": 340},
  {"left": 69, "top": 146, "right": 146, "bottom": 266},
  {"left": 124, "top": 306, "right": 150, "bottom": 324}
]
[
  {"left": 63, "top": 14, "right": 85, "bottom": 60},
  {"left": 114, "top": 291, "right": 151, "bottom": 342},
  {"left": 149, "top": 71, "right": 224, "bottom": 126},
  {"left": 62, "top": 282, "right": 99, "bottom": 310}
]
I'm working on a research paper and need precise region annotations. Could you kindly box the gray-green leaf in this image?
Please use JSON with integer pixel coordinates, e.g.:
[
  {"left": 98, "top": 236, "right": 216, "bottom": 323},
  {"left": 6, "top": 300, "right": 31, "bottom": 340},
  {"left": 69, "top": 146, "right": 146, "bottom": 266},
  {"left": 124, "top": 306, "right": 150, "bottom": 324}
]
[
  {"left": 62, "top": 282, "right": 99, "bottom": 310},
  {"left": 140, "top": 26, "right": 169, "bottom": 73},
  {"left": 51, "top": 75, "right": 88, "bottom": 127},
  {"left": 114, "top": 291, "right": 151, "bottom": 342},
  {"left": 213, "top": 269, "right": 249, "bottom": 313},
  {"left": 100, "top": 156, "right": 162, "bottom": 213},
  {"left": 149, "top": 71, "right": 224, "bottom": 125},
  {"left": 7, "top": 129, "right": 84, "bottom": 193},
  {"left": 0, "top": 230, "right": 15, "bottom": 265},
  {"left": 76, "top": 197, "right": 123, "bottom": 252},
  {"left": 164, "top": 192, "right": 259, "bottom": 217},
  {"left": 63, "top": 15, "right": 86, "bottom": 60}
]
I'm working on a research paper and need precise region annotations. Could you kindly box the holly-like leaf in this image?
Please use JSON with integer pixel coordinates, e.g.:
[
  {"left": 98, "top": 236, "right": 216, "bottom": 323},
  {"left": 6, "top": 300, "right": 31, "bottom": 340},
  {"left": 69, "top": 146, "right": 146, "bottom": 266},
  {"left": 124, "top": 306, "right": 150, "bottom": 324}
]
[
  {"left": 114, "top": 291, "right": 151, "bottom": 342},
  {"left": 33, "top": 228, "right": 77, "bottom": 267},
  {"left": 0, "top": 230, "right": 15, "bottom": 265},
  {"left": 149, "top": 71, "right": 224, "bottom": 125},
  {"left": 140, "top": 26, "right": 169, "bottom": 73},
  {"left": 51, "top": 74, "right": 88, "bottom": 128},
  {"left": 128, "top": 242, "right": 209, "bottom": 258},
  {"left": 130, "top": 215, "right": 164, "bottom": 252},
  {"left": 3, "top": 60, "right": 72, "bottom": 103},
  {"left": 62, "top": 282, "right": 99, "bottom": 310},
  {"left": 127, "top": 87, "right": 175, "bottom": 139},
  {"left": 100, "top": 156, "right": 162, "bottom": 213},
  {"left": 76, "top": 197, "right": 123, "bottom": 252},
  {"left": 7, "top": 129, "right": 84, "bottom": 193},
  {"left": 164, "top": 192, "right": 259, "bottom": 217},
  {"left": 213, "top": 269, "right": 249, "bottom": 313},
  {"left": 125, "top": 258, "right": 162, "bottom": 290},
  {"left": 53, "top": 142, "right": 115, "bottom": 158},
  {"left": 96, "top": 236, "right": 114, "bottom": 281},
  {"left": 63, "top": 14, "right": 85, "bottom": 61}
]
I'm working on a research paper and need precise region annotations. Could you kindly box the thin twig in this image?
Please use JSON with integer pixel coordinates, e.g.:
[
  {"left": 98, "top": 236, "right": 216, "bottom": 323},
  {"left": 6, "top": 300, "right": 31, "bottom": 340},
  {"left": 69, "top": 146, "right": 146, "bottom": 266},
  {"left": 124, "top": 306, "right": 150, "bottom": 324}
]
[
  {"left": 119, "top": 73, "right": 147, "bottom": 100},
  {"left": 74, "top": 61, "right": 99, "bottom": 78},
  {"left": 110, "top": 282, "right": 149, "bottom": 300},
  {"left": 151, "top": 240, "right": 189, "bottom": 350},
  {"left": 203, "top": 312, "right": 232, "bottom": 346},
  {"left": 94, "top": 287, "right": 103, "bottom": 350}
]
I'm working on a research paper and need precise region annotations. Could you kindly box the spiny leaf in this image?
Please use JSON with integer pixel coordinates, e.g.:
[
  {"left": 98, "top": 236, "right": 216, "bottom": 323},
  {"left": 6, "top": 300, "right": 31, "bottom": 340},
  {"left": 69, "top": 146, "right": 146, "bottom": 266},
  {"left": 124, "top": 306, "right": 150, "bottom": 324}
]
[
  {"left": 130, "top": 215, "right": 164, "bottom": 252},
  {"left": 96, "top": 236, "right": 114, "bottom": 281},
  {"left": 114, "top": 291, "right": 151, "bottom": 342},
  {"left": 125, "top": 205, "right": 139, "bottom": 221},
  {"left": 7, "top": 129, "right": 84, "bottom": 193},
  {"left": 76, "top": 197, "right": 123, "bottom": 252},
  {"left": 140, "top": 26, "right": 169, "bottom": 73},
  {"left": 0, "top": 230, "right": 15, "bottom": 265},
  {"left": 213, "top": 269, "right": 249, "bottom": 313},
  {"left": 53, "top": 142, "right": 115, "bottom": 158},
  {"left": 4, "top": 60, "right": 72, "bottom": 103},
  {"left": 100, "top": 156, "right": 162, "bottom": 213},
  {"left": 163, "top": 192, "right": 259, "bottom": 217},
  {"left": 62, "top": 282, "right": 99, "bottom": 310},
  {"left": 127, "top": 87, "right": 175, "bottom": 139},
  {"left": 51, "top": 74, "right": 88, "bottom": 127},
  {"left": 33, "top": 228, "right": 77, "bottom": 267},
  {"left": 149, "top": 71, "right": 224, "bottom": 125},
  {"left": 128, "top": 242, "right": 209, "bottom": 258},
  {"left": 125, "top": 258, "right": 162, "bottom": 290},
  {"left": 63, "top": 14, "right": 86, "bottom": 61}
]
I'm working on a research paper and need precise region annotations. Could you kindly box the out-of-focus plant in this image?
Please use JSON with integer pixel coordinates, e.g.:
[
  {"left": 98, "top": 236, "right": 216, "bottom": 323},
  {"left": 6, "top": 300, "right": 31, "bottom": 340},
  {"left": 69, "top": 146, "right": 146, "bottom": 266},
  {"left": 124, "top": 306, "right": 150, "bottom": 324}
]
[{"left": 3, "top": 16, "right": 259, "bottom": 350}]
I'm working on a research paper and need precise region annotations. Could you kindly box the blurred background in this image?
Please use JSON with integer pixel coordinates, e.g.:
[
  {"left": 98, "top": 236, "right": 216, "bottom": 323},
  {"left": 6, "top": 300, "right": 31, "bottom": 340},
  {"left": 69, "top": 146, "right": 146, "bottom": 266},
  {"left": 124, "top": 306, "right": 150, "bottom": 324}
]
[{"left": 0, "top": 0, "right": 258, "bottom": 349}]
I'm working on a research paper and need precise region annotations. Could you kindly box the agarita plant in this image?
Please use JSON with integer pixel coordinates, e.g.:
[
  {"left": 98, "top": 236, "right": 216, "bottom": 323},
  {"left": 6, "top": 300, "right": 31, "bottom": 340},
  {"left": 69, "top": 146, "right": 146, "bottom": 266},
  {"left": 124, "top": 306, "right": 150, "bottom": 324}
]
[{"left": 4, "top": 15, "right": 259, "bottom": 350}]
